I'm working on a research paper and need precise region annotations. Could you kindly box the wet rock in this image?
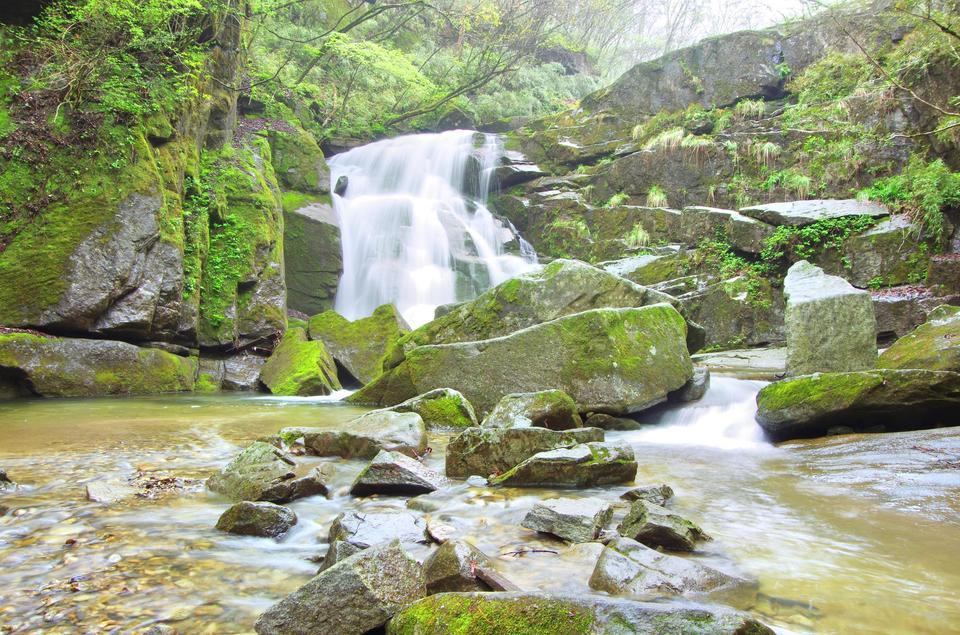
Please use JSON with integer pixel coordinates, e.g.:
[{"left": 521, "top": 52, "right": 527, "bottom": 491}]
[
  {"left": 446, "top": 426, "right": 604, "bottom": 478},
  {"left": 334, "top": 175, "right": 348, "bottom": 196},
  {"left": 216, "top": 501, "right": 297, "bottom": 538},
  {"left": 481, "top": 390, "right": 582, "bottom": 430},
  {"left": 680, "top": 206, "right": 774, "bottom": 254},
  {"left": 387, "top": 591, "right": 774, "bottom": 634},
  {"left": 693, "top": 346, "right": 786, "bottom": 379},
  {"left": 784, "top": 261, "right": 876, "bottom": 376},
  {"left": 308, "top": 305, "right": 409, "bottom": 385},
  {"left": 86, "top": 479, "right": 138, "bottom": 504},
  {"left": 672, "top": 366, "right": 710, "bottom": 402},
  {"left": 877, "top": 305, "right": 960, "bottom": 372},
  {"left": 423, "top": 540, "right": 497, "bottom": 594},
  {"left": 490, "top": 442, "right": 637, "bottom": 488},
  {"left": 256, "top": 540, "right": 425, "bottom": 635},
  {"left": 380, "top": 388, "right": 478, "bottom": 429},
  {"left": 350, "top": 450, "right": 448, "bottom": 497},
  {"left": 678, "top": 276, "right": 784, "bottom": 351},
  {"left": 196, "top": 358, "right": 225, "bottom": 392},
  {"left": 521, "top": 498, "right": 613, "bottom": 543},
  {"left": 222, "top": 353, "right": 267, "bottom": 391},
  {"left": 740, "top": 199, "right": 888, "bottom": 227},
  {"left": 589, "top": 537, "right": 757, "bottom": 608},
  {"left": 618, "top": 500, "right": 710, "bottom": 552},
  {"left": 872, "top": 289, "right": 945, "bottom": 341},
  {"left": 755, "top": 369, "right": 960, "bottom": 441},
  {"left": 260, "top": 467, "right": 330, "bottom": 503},
  {"left": 282, "top": 410, "right": 427, "bottom": 459},
  {"left": 323, "top": 510, "right": 429, "bottom": 569},
  {"left": 284, "top": 201, "right": 342, "bottom": 316},
  {"left": 621, "top": 484, "right": 674, "bottom": 507},
  {"left": 259, "top": 327, "right": 342, "bottom": 396},
  {"left": 352, "top": 304, "right": 694, "bottom": 417},
  {"left": 0, "top": 469, "right": 14, "bottom": 490},
  {"left": 206, "top": 442, "right": 328, "bottom": 503},
  {"left": 584, "top": 413, "right": 642, "bottom": 431}
]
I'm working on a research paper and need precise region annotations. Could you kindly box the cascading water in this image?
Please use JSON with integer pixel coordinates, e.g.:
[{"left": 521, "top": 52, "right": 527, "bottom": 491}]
[{"left": 329, "top": 130, "right": 537, "bottom": 327}]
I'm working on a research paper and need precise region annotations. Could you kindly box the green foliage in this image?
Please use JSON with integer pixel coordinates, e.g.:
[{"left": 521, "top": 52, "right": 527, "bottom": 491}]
[
  {"left": 758, "top": 216, "right": 877, "bottom": 271},
  {"left": 624, "top": 223, "right": 650, "bottom": 249},
  {"left": 646, "top": 185, "right": 668, "bottom": 208},
  {"left": 642, "top": 127, "right": 685, "bottom": 150},
  {"left": 734, "top": 99, "right": 766, "bottom": 119},
  {"left": 604, "top": 191, "right": 629, "bottom": 208}
]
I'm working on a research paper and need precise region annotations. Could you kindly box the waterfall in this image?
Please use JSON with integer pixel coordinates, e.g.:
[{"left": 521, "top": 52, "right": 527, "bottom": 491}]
[{"left": 330, "top": 130, "right": 537, "bottom": 328}]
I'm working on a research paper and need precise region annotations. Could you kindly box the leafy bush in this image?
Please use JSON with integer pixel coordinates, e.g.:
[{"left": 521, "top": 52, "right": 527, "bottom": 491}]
[
  {"left": 861, "top": 156, "right": 960, "bottom": 241},
  {"left": 646, "top": 185, "right": 668, "bottom": 207}
]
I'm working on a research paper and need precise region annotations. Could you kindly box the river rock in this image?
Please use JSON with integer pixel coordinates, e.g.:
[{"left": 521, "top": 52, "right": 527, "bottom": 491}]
[
  {"left": 216, "top": 501, "right": 297, "bottom": 538},
  {"left": 481, "top": 390, "right": 583, "bottom": 430},
  {"left": 672, "top": 366, "right": 710, "bottom": 402},
  {"left": 784, "top": 261, "right": 876, "bottom": 376},
  {"left": 352, "top": 305, "right": 693, "bottom": 416},
  {"left": 0, "top": 469, "right": 12, "bottom": 490},
  {"left": 584, "top": 413, "right": 642, "bottom": 431},
  {"left": 446, "top": 426, "right": 604, "bottom": 478},
  {"left": 755, "top": 369, "right": 960, "bottom": 441},
  {"left": 380, "top": 388, "right": 478, "bottom": 429},
  {"left": 490, "top": 442, "right": 637, "bottom": 488},
  {"left": 86, "top": 479, "right": 138, "bottom": 504},
  {"left": 387, "top": 592, "right": 774, "bottom": 634},
  {"left": 282, "top": 410, "right": 427, "bottom": 459},
  {"left": 222, "top": 353, "right": 267, "bottom": 391},
  {"left": 323, "top": 510, "right": 429, "bottom": 569},
  {"left": 308, "top": 305, "right": 409, "bottom": 385},
  {"left": 350, "top": 450, "right": 448, "bottom": 497},
  {"left": 259, "top": 327, "right": 342, "bottom": 396},
  {"left": 589, "top": 537, "right": 757, "bottom": 608},
  {"left": 621, "top": 484, "right": 674, "bottom": 506},
  {"left": 256, "top": 540, "right": 425, "bottom": 635},
  {"left": 0, "top": 333, "right": 196, "bottom": 397},
  {"left": 206, "top": 442, "right": 328, "bottom": 503},
  {"left": 740, "top": 199, "right": 888, "bottom": 227},
  {"left": 423, "top": 540, "right": 497, "bottom": 594},
  {"left": 521, "top": 498, "right": 613, "bottom": 542},
  {"left": 618, "top": 500, "right": 710, "bottom": 552},
  {"left": 877, "top": 305, "right": 960, "bottom": 372}
]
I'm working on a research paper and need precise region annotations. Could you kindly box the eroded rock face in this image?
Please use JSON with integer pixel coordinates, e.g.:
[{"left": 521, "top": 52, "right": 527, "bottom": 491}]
[
  {"left": 877, "top": 305, "right": 960, "bottom": 372},
  {"left": 445, "top": 426, "right": 604, "bottom": 478},
  {"left": 521, "top": 498, "right": 613, "bottom": 543},
  {"left": 618, "top": 500, "right": 710, "bottom": 552},
  {"left": 281, "top": 410, "right": 428, "bottom": 459},
  {"left": 206, "top": 442, "right": 329, "bottom": 503},
  {"left": 284, "top": 201, "right": 342, "bottom": 316},
  {"left": 490, "top": 442, "right": 638, "bottom": 488},
  {"left": 482, "top": 390, "right": 582, "bottom": 430},
  {"left": 350, "top": 450, "right": 448, "bottom": 497},
  {"left": 756, "top": 369, "right": 960, "bottom": 441},
  {"left": 256, "top": 540, "right": 425, "bottom": 635},
  {"left": 259, "top": 327, "right": 341, "bottom": 397},
  {"left": 308, "top": 305, "right": 409, "bottom": 385},
  {"left": 216, "top": 501, "right": 297, "bottom": 538},
  {"left": 784, "top": 261, "right": 876, "bottom": 376},
  {"left": 423, "top": 540, "right": 496, "bottom": 594}
]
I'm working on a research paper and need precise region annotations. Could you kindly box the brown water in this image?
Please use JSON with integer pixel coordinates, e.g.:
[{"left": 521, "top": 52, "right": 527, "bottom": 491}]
[{"left": 1, "top": 381, "right": 959, "bottom": 634}]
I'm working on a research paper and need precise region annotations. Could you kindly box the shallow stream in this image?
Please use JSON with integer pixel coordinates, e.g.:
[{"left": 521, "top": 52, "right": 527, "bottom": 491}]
[{"left": 1, "top": 378, "right": 959, "bottom": 634}]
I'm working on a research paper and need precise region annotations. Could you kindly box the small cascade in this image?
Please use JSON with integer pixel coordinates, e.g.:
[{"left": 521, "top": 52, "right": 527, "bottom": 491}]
[{"left": 329, "top": 130, "right": 537, "bottom": 327}]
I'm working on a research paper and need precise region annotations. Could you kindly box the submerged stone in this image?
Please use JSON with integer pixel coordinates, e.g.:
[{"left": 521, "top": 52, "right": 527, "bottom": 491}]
[
  {"left": 490, "top": 442, "right": 637, "bottom": 488},
  {"left": 446, "top": 426, "right": 604, "bottom": 478},
  {"left": 521, "top": 498, "right": 613, "bottom": 543},
  {"left": 86, "top": 479, "right": 137, "bottom": 505},
  {"left": 216, "top": 501, "right": 297, "bottom": 538},
  {"left": 350, "top": 450, "right": 448, "bottom": 497},
  {"left": 618, "top": 500, "right": 710, "bottom": 552},
  {"left": 308, "top": 304, "right": 409, "bottom": 385},
  {"left": 281, "top": 410, "right": 428, "bottom": 459},
  {"left": 481, "top": 390, "right": 583, "bottom": 430}
]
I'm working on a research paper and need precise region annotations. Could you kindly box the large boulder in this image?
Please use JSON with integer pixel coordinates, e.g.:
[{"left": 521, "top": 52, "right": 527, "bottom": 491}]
[
  {"left": 423, "top": 540, "right": 498, "bottom": 594},
  {"left": 589, "top": 537, "right": 756, "bottom": 608},
  {"left": 521, "top": 498, "right": 613, "bottom": 543},
  {"left": 308, "top": 305, "right": 409, "bottom": 385},
  {"left": 281, "top": 410, "right": 427, "bottom": 459},
  {"left": 680, "top": 206, "right": 774, "bottom": 254},
  {"left": 678, "top": 276, "right": 784, "bottom": 350},
  {"left": 877, "top": 305, "right": 960, "bottom": 372},
  {"left": 387, "top": 592, "right": 773, "bottom": 634},
  {"left": 490, "top": 442, "right": 637, "bottom": 488},
  {"left": 618, "top": 500, "right": 710, "bottom": 552},
  {"left": 283, "top": 200, "right": 342, "bottom": 316},
  {"left": 222, "top": 353, "right": 267, "bottom": 391},
  {"left": 206, "top": 442, "right": 329, "bottom": 503},
  {"left": 446, "top": 427, "right": 604, "bottom": 478},
  {"left": 755, "top": 369, "right": 960, "bottom": 441},
  {"left": 216, "top": 501, "right": 297, "bottom": 538},
  {"left": 481, "top": 390, "right": 583, "bottom": 430},
  {"left": 351, "top": 305, "right": 694, "bottom": 416},
  {"left": 739, "top": 200, "right": 888, "bottom": 227},
  {"left": 0, "top": 333, "right": 196, "bottom": 398},
  {"left": 259, "top": 327, "right": 341, "bottom": 396},
  {"left": 380, "top": 388, "right": 478, "bottom": 429},
  {"left": 256, "top": 540, "right": 425, "bottom": 635},
  {"left": 783, "top": 261, "right": 876, "bottom": 376},
  {"left": 350, "top": 450, "right": 448, "bottom": 497}
]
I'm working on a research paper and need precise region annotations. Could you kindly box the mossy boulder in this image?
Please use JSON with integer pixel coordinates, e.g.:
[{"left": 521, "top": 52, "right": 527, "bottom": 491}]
[
  {"left": 256, "top": 540, "right": 426, "bottom": 635},
  {"left": 379, "top": 388, "right": 478, "bottom": 430},
  {"left": 284, "top": 200, "right": 342, "bottom": 316},
  {"left": 259, "top": 327, "right": 341, "bottom": 396},
  {"left": 679, "top": 276, "right": 784, "bottom": 350},
  {"left": 521, "top": 497, "right": 613, "bottom": 543},
  {"left": 387, "top": 592, "right": 774, "bottom": 634},
  {"left": 490, "top": 442, "right": 637, "bottom": 488},
  {"left": 216, "top": 501, "right": 297, "bottom": 538},
  {"left": 206, "top": 441, "right": 330, "bottom": 503},
  {"left": 350, "top": 450, "right": 449, "bottom": 497},
  {"left": 308, "top": 304, "right": 409, "bottom": 384},
  {"left": 618, "top": 500, "right": 710, "bottom": 552},
  {"left": 481, "top": 390, "right": 582, "bottom": 430},
  {"left": 352, "top": 305, "right": 694, "bottom": 417},
  {"left": 877, "top": 305, "right": 960, "bottom": 372},
  {"left": 446, "top": 427, "right": 604, "bottom": 478},
  {"left": 0, "top": 333, "right": 196, "bottom": 398},
  {"left": 268, "top": 128, "right": 330, "bottom": 194},
  {"left": 755, "top": 369, "right": 960, "bottom": 441},
  {"left": 680, "top": 207, "right": 774, "bottom": 254},
  {"left": 600, "top": 253, "right": 696, "bottom": 287},
  {"left": 281, "top": 410, "right": 427, "bottom": 459}
]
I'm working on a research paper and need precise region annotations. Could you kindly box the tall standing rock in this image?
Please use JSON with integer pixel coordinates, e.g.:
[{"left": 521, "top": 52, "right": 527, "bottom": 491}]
[
  {"left": 284, "top": 201, "right": 342, "bottom": 317},
  {"left": 259, "top": 327, "right": 341, "bottom": 396},
  {"left": 783, "top": 261, "right": 876, "bottom": 376}
]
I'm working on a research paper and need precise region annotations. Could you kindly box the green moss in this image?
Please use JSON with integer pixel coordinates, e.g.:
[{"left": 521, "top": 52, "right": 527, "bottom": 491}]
[
  {"left": 195, "top": 373, "right": 220, "bottom": 393},
  {"left": 281, "top": 190, "right": 330, "bottom": 213},
  {"left": 389, "top": 594, "right": 594, "bottom": 635},
  {"left": 415, "top": 395, "right": 475, "bottom": 428},
  {"left": 259, "top": 327, "right": 341, "bottom": 396},
  {"left": 756, "top": 372, "right": 883, "bottom": 414}
]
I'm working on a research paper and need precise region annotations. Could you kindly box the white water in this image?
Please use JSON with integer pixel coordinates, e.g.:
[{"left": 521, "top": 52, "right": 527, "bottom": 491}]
[{"left": 330, "top": 130, "right": 537, "bottom": 327}]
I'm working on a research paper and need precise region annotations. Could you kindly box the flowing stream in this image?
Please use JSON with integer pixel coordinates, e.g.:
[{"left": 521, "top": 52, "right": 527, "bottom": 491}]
[
  {"left": 329, "top": 130, "right": 537, "bottom": 328},
  {"left": 1, "top": 379, "right": 959, "bottom": 634}
]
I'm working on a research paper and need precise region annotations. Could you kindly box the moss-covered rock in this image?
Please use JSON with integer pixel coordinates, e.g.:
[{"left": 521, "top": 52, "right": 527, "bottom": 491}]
[
  {"left": 490, "top": 442, "right": 637, "bottom": 488},
  {"left": 380, "top": 388, "right": 478, "bottom": 429},
  {"left": 446, "top": 426, "right": 604, "bottom": 478},
  {"left": 206, "top": 441, "right": 329, "bottom": 503},
  {"left": 268, "top": 128, "right": 330, "bottom": 194},
  {"left": 679, "top": 276, "right": 784, "bottom": 350},
  {"left": 618, "top": 500, "right": 710, "bottom": 552},
  {"left": 281, "top": 410, "right": 427, "bottom": 459},
  {"left": 755, "top": 369, "right": 960, "bottom": 440},
  {"left": 352, "top": 305, "right": 693, "bottom": 417},
  {"left": 0, "top": 333, "right": 196, "bottom": 398},
  {"left": 259, "top": 327, "right": 341, "bottom": 396},
  {"left": 284, "top": 199, "right": 342, "bottom": 316},
  {"left": 422, "top": 541, "right": 501, "bottom": 595},
  {"left": 877, "top": 305, "right": 960, "bottom": 372},
  {"left": 481, "top": 390, "right": 583, "bottom": 430},
  {"left": 308, "top": 304, "right": 409, "bottom": 384}
]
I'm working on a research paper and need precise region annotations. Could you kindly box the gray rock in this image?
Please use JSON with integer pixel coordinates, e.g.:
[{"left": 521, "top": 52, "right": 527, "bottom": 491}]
[
  {"left": 618, "top": 500, "right": 710, "bottom": 552},
  {"left": 672, "top": 365, "right": 710, "bottom": 402},
  {"left": 680, "top": 206, "right": 774, "bottom": 254},
  {"left": 873, "top": 290, "right": 946, "bottom": 341},
  {"left": 323, "top": 510, "right": 430, "bottom": 569},
  {"left": 222, "top": 353, "right": 267, "bottom": 391},
  {"left": 256, "top": 540, "right": 425, "bottom": 635},
  {"left": 423, "top": 540, "right": 496, "bottom": 594},
  {"left": 216, "top": 501, "right": 297, "bottom": 538},
  {"left": 206, "top": 442, "right": 328, "bottom": 503},
  {"left": 692, "top": 346, "right": 786, "bottom": 380},
  {"left": 197, "top": 358, "right": 225, "bottom": 391},
  {"left": 350, "top": 450, "right": 448, "bottom": 497},
  {"left": 621, "top": 484, "right": 674, "bottom": 507},
  {"left": 521, "top": 498, "right": 613, "bottom": 542},
  {"left": 740, "top": 199, "right": 889, "bottom": 227},
  {"left": 86, "top": 479, "right": 137, "bottom": 504},
  {"left": 378, "top": 388, "right": 478, "bottom": 429},
  {"left": 281, "top": 410, "right": 428, "bottom": 459},
  {"left": 584, "top": 413, "right": 642, "bottom": 430},
  {"left": 590, "top": 537, "right": 757, "bottom": 608},
  {"left": 490, "top": 442, "right": 637, "bottom": 488},
  {"left": 784, "top": 261, "right": 877, "bottom": 376},
  {"left": 481, "top": 390, "right": 583, "bottom": 430},
  {"left": 284, "top": 202, "right": 342, "bottom": 316},
  {"left": 446, "top": 426, "right": 604, "bottom": 478}
]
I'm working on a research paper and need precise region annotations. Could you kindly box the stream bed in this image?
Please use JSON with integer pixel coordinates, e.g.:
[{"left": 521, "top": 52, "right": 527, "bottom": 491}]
[{"left": 1, "top": 378, "right": 959, "bottom": 634}]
